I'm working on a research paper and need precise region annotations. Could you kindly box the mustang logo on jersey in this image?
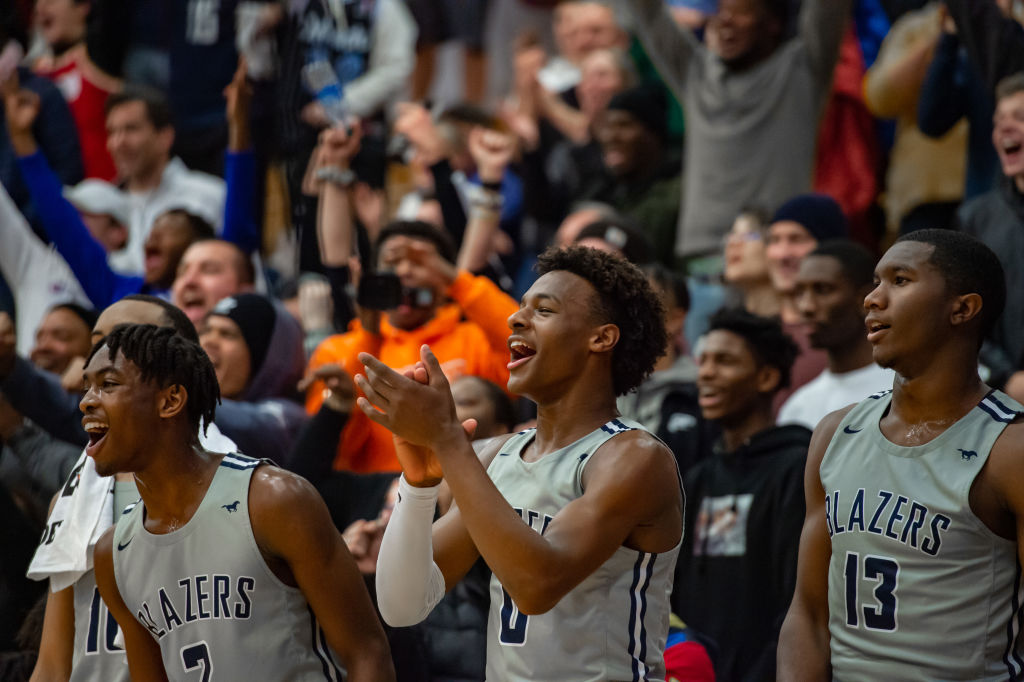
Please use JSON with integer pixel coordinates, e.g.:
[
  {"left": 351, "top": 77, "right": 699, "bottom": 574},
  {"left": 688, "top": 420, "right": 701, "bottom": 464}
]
[
  {"left": 824, "top": 488, "right": 951, "bottom": 556},
  {"left": 134, "top": 574, "right": 255, "bottom": 639},
  {"left": 958, "top": 448, "right": 978, "bottom": 461}
]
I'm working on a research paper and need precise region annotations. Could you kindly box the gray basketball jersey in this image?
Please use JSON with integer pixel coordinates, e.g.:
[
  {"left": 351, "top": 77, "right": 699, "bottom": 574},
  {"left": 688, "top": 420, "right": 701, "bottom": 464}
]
[
  {"left": 70, "top": 480, "right": 138, "bottom": 682},
  {"left": 484, "top": 418, "right": 680, "bottom": 682},
  {"left": 821, "top": 389, "right": 1024, "bottom": 680},
  {"left": 111, "top": 454, "right": 344, "bottom": 681}
]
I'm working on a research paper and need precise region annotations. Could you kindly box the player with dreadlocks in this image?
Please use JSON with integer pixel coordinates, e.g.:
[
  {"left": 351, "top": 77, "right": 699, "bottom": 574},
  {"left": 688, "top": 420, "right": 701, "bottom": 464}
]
[
  {"left": 87, "top": 324, "right": 394, "bottom": 681},
  {"left": 365, "top": 246, "right": 684, "bottom": 681}
]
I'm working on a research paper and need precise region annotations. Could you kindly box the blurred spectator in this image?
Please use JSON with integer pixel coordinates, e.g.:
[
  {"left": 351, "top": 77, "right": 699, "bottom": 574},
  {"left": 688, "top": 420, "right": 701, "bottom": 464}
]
[
  {"left": 573, "top": 216, "right": 654, "bottom": 265},
  {"left": 276, "top": 0, "right": 415, "bottom": 274},
  {"left": 103, "top": 87, "right": 226, "bottom": 275},
  {"left": 305, "top": 218, "right": 517, "bottom": 473},
  {"left": 0, "top": 179, "right": 90, "bottom": 355},
  {"left": 0, "top": 49, "right": 83, "bottom": 233},
  {"left": 408, "top": 0, "right": 490, "bottom": 102},
  {"left": 778, "top": 241, "right": 893, "bottom": 430},
  {"left": 864, "top": 3, "right": 966, "bottom": 237},
  {"left": 585, "top": 84, "right": 680, "bottom": 264},
  {"left": 676, "top": 307, "right": 808, "bottom": 681},
  {"left": 171, "top": 239, "right": 256, "bottom": 325},
  {"left": 611, "top": 0, "right": 852, "bottom": 338},
  {"left": 552, "top": 201, "right": 617, "bottom": 247},
  {"left": 958, "top": 73, "right": 1024, "bottom": 399},
  {"left": 7, "top": 63, "right": 260, "bottom": 310},
  {"left": 944, "top": 0, "right": 1024, "bottom": 92},
  {"left": 617, "top": 264, "right": 708, "bottom": 476},
  {"left": 0, "top": 305, "right": 94, "bottom": 515},
  {"left": 199, "top": 293, "right": 307, "bottom": 462},
  {"left": 917, "top": 6, "right": 1000, "bottom": 201},
  {"left": 764, "top": 194, "right": 844, "bottom": 410},
  {"left": 530, "top": 1, "right": 627, "bottom": 97},
  {"left": 393, "top": 103, "right": 523, "bottom": 290},
  {"left": 721, "top": 207, "right": 781, "bottom": 318},
  {"left": 32, "top": 0, "right": 121, "bottom": 180}
]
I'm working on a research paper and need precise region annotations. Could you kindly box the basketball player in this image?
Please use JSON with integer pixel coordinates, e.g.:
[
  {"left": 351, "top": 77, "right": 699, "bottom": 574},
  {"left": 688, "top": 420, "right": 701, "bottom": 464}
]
[
  {"left": 366, "top": 246, "right": 684, "bottom": 680},
  {"left": 87, "top": 324, "right": 393, "bottom": 681},
  {"left": 29, "top": 294, "right": 235, "bottom": 682},
  {"left": 778, "top": 229, "right": 1024, "bottom": 679}
]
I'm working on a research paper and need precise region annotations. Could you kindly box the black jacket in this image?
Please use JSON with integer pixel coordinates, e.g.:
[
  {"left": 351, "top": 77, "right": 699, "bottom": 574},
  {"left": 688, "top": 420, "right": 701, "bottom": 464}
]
[{"left": 673, "top": 424, "right": 812, "bottom": 682}]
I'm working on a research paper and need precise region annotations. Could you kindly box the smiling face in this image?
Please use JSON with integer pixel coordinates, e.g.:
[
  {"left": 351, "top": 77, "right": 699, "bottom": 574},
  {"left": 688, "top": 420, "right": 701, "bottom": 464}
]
[
  {"left": 199, "top": 315, "right": 251, "bottom": 400},
  {"left": 30, "top": 307, "right": 92, "bottom": 374},
  {"left": 723, "top": 213, "right": 769, "bottom": 286},
  {"left": 171, "top": 241, "right": 248, "bottom": 324},
  {"left": 696, "top": 329, "right": 770, "bottom": 424},
  {"left": 766, "top": 220, "right": 818, "bottom": 295},
  {"left": 794, "top": 254, "right": 868, "bottom": 351},
  {"left": 595, "top": 109, "right": 656, "bottom": 178},
  {"left": 864, "top": 241, "right": 952, "bottom": 371},
  {"left": 993, "top": 89, "right": 1024, "bottom": 189},
  {"left": 80, "top": 346, "right": 165, "bottom": 476},
  {"left": 106, "top": 100, "right": 173, "bottom": 184},
  {"left": 506, "top": 270, "right": 609, "bottom": 401}
]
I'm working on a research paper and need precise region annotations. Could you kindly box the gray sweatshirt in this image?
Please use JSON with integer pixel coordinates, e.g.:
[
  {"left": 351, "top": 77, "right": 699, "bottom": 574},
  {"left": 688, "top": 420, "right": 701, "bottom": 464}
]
[{"left": 613, "top": 0, "right": 852, "bottom": 259}]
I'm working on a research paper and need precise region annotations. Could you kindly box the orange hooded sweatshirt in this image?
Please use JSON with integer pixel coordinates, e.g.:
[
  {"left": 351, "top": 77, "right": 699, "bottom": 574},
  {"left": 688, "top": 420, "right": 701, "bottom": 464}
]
[{"left": 306, "top": 270, "right": 517, "bottom": 473}]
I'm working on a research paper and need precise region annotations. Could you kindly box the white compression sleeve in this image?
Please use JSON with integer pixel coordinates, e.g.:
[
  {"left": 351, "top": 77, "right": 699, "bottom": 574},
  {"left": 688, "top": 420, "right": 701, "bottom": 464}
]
[{"left": 375, "top": 475, "right": 447, "bottom": 626}]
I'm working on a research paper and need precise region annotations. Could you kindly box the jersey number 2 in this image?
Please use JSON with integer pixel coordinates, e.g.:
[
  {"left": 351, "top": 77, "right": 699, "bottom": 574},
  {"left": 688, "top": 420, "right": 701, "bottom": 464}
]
[
  {"left": 844, "top": 551, "right": 899, "bottom": 631},
  {"left": 181, "top": 641, "right": 213, "bottom": 681},
  {"left": 499, "top": 588, "right": 529, "bottom": 646}
]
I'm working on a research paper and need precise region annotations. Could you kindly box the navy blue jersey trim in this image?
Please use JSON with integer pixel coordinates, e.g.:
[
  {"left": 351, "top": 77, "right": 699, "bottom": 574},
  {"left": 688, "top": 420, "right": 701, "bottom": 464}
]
[{"left": 1003, "top": 560, "right": 1024, "bottom": 679}]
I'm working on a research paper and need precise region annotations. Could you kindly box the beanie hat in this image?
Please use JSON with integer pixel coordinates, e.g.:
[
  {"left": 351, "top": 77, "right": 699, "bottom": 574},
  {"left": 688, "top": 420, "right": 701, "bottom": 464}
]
[
  {"left": 209, "top": 294, "right": 276, "bottom": 378},
  {"left": 771, "top": 193, "right": 848, "bottom": 243},
  {"left": 606, "top": 84, "right": 669, "bottom": 140}
]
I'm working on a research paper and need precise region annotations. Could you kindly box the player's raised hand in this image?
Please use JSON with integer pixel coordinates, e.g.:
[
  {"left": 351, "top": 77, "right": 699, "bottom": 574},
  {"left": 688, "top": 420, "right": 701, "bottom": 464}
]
[{"left": 356, "top": 347, "right": 476, "bottom": 476}]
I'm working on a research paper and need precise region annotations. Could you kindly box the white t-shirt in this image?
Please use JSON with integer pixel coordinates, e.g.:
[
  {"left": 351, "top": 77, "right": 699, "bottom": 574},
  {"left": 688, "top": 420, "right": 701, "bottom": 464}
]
[{"left": 778, "top": 363, "right": 894, "bottom": 431}]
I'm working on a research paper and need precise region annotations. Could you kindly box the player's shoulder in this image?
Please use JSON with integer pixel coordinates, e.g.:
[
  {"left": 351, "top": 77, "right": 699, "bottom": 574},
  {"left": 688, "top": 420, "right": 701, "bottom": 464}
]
[
  {"left": 589, "top": 427, "right": 678, "bottom": 483},
  {"left": 988, "top": 413, "right": 1024, "bottom": 467},
  {"left": 247, "top": 461, "right": 322, "bottom": 513},
  {"left": 471, "top": 431, "right": 519, "bottom": 471}
]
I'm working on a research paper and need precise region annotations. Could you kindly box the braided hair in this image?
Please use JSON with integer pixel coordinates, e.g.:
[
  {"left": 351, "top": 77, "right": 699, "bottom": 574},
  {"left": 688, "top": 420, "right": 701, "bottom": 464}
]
[{"left": 87, "top": 324, "right": 220, "bottom": 436}]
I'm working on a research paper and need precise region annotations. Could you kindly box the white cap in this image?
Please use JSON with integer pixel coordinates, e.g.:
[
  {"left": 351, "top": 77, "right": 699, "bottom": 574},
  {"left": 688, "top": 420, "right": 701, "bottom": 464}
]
[{"left": 63, "top": 180, "right": 132, "bottom": 227}]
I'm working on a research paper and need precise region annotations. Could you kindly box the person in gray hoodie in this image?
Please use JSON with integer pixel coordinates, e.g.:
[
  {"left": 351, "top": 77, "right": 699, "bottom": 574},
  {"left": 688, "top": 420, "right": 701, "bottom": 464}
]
[{"left": 200, "top": 293, "right": 308, "bottom": 463}]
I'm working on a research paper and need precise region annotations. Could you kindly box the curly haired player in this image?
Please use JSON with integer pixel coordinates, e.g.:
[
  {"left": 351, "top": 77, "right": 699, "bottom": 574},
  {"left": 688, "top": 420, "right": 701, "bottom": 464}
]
[{"left": 365, "top": 246, "right": 684, "bottom": 681}]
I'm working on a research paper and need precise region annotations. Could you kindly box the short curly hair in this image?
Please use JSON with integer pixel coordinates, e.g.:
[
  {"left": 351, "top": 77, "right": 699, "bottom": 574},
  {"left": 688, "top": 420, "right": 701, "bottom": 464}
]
[{"left": 536, "top": 246, "right": 667, "bottom": 396}]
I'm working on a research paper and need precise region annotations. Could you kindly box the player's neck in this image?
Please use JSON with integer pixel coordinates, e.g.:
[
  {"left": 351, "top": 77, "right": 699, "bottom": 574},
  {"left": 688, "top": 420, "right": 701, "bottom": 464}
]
[
  {"left": 889, "top": 360, "right": 987, "bottom": 429},
  {"left": 532, "top": 390, "right": 619, "bottom": 457},
  {"left": 133, "top": 444, "right": 221, "bottom": 534}
]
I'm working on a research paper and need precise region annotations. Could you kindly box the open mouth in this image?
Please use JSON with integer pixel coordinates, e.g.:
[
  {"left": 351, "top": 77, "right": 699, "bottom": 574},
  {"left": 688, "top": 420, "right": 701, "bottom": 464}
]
[
  {"left": 697, "top": 386, "right": 724, "bottom": 410},
  {"left": 508, "top": 340, "right": 536, "bottom": 370},
  {"left": 83, "top": 421, "right": 109, "bottom": 456},
  {"left": 866, "top": 320, "right": 890, "bottom": 342}
]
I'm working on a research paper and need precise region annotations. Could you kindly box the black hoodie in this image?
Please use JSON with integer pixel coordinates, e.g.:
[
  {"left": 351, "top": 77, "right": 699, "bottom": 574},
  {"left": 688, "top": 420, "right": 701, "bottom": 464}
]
[{"left": 672, "top": 424, "right": 812, "bottom": 682}]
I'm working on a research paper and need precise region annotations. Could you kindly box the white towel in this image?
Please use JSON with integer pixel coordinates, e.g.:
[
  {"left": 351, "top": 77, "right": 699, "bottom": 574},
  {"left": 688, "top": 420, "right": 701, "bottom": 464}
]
[
  {"left": 26, "top": 451, "right": 111, "bottom": 591},
  {"left": 26, "top": 422, "right": 238, "bottom": 592}
]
